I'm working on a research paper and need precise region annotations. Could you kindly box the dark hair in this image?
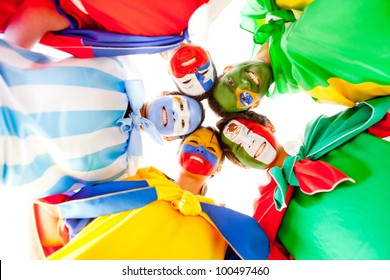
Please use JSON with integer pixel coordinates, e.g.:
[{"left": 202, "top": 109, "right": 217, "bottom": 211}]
[
  {"left": 216, "top": 111, "right": 271, "bottom": 167},
  {"left": 172, "top": 61, "right": 219, "bottom": 102},
  {"left": 162, "top": 91, "right": 206, "bottom": 140}
]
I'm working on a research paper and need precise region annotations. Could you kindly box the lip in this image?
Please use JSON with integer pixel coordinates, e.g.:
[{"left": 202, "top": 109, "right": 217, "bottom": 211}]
[
  {"left": 189, "top": 155, "right": 204, "bottom": 164},
  {"left": 254, "top": 142, "right": 266, "bottom": 159},
  {"left": 181, "top": 57, "right": 196, "bottom": 67},
  {"left": 162, "top": 107, "right": 168, "bottom": 127},
  {"left": 247, "top": 71, "right": 260, "bottom": 87}
]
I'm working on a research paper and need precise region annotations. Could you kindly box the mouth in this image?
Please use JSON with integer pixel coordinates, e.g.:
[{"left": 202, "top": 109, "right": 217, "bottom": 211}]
[
  {"left": 189, "top": 155, "right": 204, "bottom": 164},
  {"left": 247, "top": 71, "right": 260, "bottom": 87},
  {"left": 162, "top": 107, "right": 168, "bottom": 127},
  {"left": 181, "top": 57, "right": 196, "bottom": 67},
  {"left": 254, "top": 142, "right": 266, "bottom": 159}
]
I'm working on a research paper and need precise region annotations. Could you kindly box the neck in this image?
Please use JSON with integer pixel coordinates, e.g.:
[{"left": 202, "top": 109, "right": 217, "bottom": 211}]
[
  {"left": 175, "top": 169, "right": 206, "bottom": 195},
  {"left": 269, "top": 145, "right": 289, "bottom": 169},
  {"left": 140, "top": 103, "right": 148, "bottom": 118},
  {"left": 254, "top": 42, "right": 271, "bottom": 66}
]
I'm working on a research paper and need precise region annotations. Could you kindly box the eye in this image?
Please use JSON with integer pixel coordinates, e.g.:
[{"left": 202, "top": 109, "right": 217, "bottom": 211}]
[
  {"left": 228, "top": 77, "right": 235, "bottom": 87},
  {"left": 207, "top": 146, "right": 216, "bottom": 152},
  {"left": 235, "top": 143, "right": 242, "bottom": 152},
  {"left": 181, "top": 119, "right": 185, "bottom": 128},
  {"left": 182, "top": 79, "right": 192, "bottom": 84},
  {"left": 179, "top": 102, "right": 184, "bottom": 111},
  {"left": 199, "top": 69, "right": 209, "bottom": 75},
  {"left": 247, "top": 127, "right": 253, "bottom": 135},
  {"left": 189, "top": 139, "right": 198, "bottom": 144}
]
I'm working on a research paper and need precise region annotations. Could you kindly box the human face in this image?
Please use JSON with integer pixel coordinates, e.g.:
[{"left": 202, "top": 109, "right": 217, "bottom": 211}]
[
  {"left": 221, "top": 118, "right": 276, "bottom": 169},
  {"left": 179, "top": 128, "right": 222, "bottom": 176},
  {"left": 170, "top": 45, "right": 216, "bottom": 97},
  {"left": 146, "top": 95, "right": 202, "bottom": 137},
  {"left": 213, "top": 60, "right": 272, "bottom": 112}
]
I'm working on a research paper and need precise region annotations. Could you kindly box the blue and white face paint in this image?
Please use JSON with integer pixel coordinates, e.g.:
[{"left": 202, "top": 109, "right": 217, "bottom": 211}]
[
  {"left": 172, "top": 60, "right": 216, "bottom": 97},
  {"left": 146, "top": 95, "right": 203, "bottom": 137}
]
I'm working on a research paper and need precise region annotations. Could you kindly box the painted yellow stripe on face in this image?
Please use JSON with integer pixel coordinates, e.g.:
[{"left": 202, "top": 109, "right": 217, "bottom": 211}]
[{"left": 306, "top": 78, "right": 390, "bottom": 107}]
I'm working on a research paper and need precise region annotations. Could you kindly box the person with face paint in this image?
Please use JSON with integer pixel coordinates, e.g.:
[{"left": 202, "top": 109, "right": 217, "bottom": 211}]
[
  {"left": 0, "top": 39, "right": 204, "bottom": 198},
  {"left": 217, "top": 96, "right": 390, "bottom": 259},
  {"left": 144, "top": 93, "right": 205, "bottom": 140},
  {"left": 164, "top": 43, "right": 217, "bottom": 100},
  {"left": 207, "top": 47, "right": 274, "bottom": 116},
  {"left": 31, "top": 127, "right": 270, "bottom": 260},
  {"left": 238, "top": 0, "right": 390, "bottom": 108}
]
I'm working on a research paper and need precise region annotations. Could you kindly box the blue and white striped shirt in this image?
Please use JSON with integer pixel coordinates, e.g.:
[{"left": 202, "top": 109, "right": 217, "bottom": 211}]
[{"left": 0, "top": 40, "right": 133, "bottom": 197}]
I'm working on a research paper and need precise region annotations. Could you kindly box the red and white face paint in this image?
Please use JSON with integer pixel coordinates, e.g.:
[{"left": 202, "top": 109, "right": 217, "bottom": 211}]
[{"left": 221, "top": 118, "right": 277, "bottom": 169}]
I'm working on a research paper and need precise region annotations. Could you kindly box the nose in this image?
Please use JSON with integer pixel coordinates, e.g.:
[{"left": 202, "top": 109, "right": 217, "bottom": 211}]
[
  {"left": 239, "top": 79, "right": 250, "bottom": 90},
  {"left": 196, "top": 146, "right": 205, "bottom": 154},
  {"left": 172, "top": 110, "right": 178, "bottom": 121}
]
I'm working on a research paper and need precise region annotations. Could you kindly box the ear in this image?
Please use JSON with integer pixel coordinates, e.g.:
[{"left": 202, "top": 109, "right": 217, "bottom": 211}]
[
  {"left": 163, "top": 135, "right": 179, "bottom": 141},
  {"left": 212, "top": 163, "right": 223, "bottom": 176},
  {"left": 252, "top": 99, "right": 261, "bottom": 109},
  {"left": 265, "top": 121, "right": 276, "bottom": 133},
  {"left": 235, "top": 160, "right": 250, "bottom": 169},
  {"left": 160, "top": 50, "right": 169, "bottom": 60},
  {"left": 223, "top": 64, "right": 235, "bottom": 74}
]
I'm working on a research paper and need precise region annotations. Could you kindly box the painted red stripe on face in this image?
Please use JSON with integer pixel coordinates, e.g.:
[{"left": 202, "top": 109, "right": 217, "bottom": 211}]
[
  {"left": 179, "top": 152, "right": 214, "bottom": 176},
  {"left": 235, "top": 118, "right": 276, "bottom": 150}
]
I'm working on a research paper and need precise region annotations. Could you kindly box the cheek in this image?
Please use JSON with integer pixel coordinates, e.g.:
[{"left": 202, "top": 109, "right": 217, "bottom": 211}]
[{"left": 236, "top": 149, "right": 268, "bottom": 169}]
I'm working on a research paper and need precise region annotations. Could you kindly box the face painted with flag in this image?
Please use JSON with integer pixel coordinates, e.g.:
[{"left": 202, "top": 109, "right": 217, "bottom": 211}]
[
  {"left": 213, "top": 60, "right": 273, "bottom": 112},
  {"left": 179, "top": 127, "right": 222, "bottom": 176},
  {"left": 169, "top": 45, "right": 216, "bottom": 97},
  {"left": 221, "top": 118, "right": 277, "bottom": 169},
  {"left": 146, "top": 95, "right": 203, "bottom": 137}
]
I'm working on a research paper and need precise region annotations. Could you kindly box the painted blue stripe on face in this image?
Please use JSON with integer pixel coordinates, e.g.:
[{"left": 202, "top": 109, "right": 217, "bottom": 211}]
[
  {"left": 0, "top": 62, "right": 125, "bottom": 91},
  {"left": 1, "top": 143, "right": 126, "bottom": 187},
  {"left": 146, "top": 96, "right": 174, "bottom": 135},
  {"left": 195, "top": 59, "right": 216, "bottom": 92},
  {"left": 181, "top": 144, "right": 218, "bottom": 168},
  {"left": 0, "top": 107, "right": 124, "bottom": 138}
]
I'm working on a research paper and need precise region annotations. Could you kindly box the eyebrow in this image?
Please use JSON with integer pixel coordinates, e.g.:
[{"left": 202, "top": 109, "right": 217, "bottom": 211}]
[
  {"left": 209, "top": 132, "right": 216, "bottom": 144},
  {"left": 208, "top": 133, "right": 220, "bottom": 150}
]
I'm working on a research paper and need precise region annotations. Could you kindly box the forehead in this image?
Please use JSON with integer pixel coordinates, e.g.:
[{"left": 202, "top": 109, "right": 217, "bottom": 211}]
[{"left": 186, "top": 128, "right": 215, "bottom": 142}]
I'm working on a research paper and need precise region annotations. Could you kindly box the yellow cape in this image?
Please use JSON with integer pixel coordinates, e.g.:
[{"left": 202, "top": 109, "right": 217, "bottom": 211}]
[{"left": 48, "top": 167, "right": 227, "bottom": 260}]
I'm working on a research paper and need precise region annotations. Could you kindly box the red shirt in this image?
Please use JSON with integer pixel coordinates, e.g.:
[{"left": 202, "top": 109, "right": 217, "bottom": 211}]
[{"left": 58, "top": 0, "right": 209, "bottom": 36}]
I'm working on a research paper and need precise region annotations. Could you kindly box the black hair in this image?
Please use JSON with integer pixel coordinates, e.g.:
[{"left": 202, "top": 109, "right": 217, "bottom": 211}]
[{"left": 216, "top": 110, "right": 271, "bottom": 168}]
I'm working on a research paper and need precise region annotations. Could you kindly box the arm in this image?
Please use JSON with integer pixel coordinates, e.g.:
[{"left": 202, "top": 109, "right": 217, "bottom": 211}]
[
  {"left": 253, "top": 42, "right": 271, "bottom": 65},
  {"left": 4, "top": 0, "right": 69, "bottom": 49}
]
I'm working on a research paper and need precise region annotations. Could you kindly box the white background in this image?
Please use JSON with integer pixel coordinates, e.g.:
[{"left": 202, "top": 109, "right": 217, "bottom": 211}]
[{"left": 0, "top": 0, "right": 345, "bottom": 263}]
